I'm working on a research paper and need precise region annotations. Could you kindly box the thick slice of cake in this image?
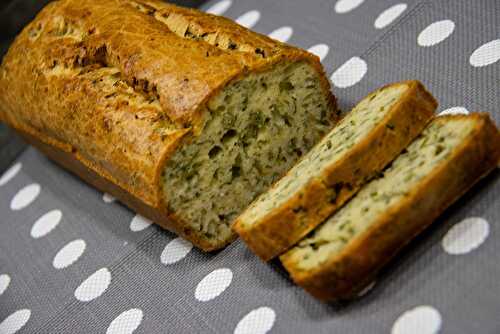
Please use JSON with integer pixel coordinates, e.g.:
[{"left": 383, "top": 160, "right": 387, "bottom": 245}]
[
  {"left": 281, "top": 114, "right": 500, "bottom": 301},
  {"left": 234, "top": 81, "right": 437, "bottom": 260}
]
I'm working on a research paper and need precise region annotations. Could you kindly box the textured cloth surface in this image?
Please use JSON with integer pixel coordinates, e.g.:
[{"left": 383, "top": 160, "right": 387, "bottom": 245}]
[{"left": 1, "top": 0, "right": 500, "bottom": 333}]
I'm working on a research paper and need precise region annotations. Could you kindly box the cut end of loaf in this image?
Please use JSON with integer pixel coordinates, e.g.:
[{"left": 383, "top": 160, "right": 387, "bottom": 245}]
[{"left": 161, "top": 61, "right": 337, "bottom": 249}]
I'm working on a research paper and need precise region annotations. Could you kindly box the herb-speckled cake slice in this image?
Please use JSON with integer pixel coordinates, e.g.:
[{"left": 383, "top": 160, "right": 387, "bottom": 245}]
[
  {"left": 233, "top": 81, "right": 437, "bottom": 260},
  {"left": 281, "top": 113, "right": 500, "bottom": 301}
]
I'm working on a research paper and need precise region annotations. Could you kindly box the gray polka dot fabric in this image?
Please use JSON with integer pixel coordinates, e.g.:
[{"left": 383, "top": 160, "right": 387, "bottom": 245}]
[{"left": 1, "top": 0, "right": 499, "bottom": 333}]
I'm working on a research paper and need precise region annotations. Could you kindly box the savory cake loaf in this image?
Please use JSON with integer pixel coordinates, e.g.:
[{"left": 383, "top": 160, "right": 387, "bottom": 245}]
[
  {"left": 281, "top": 114, "right": 500, "bottom": 301},
  {"left": 233, "top": 81, "right": 437, "bottom": 260},
  {"left": 0, "top": 0, "right": 337, "bottom": 250}
]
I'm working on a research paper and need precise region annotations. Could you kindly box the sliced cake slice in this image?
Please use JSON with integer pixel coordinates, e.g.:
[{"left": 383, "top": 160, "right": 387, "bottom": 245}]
[
  {"left": 233, "top": 81, "right": 437, "bottom": 260},
  {"left": 281, "top": 113, "right": 500, "bottom": 301}
]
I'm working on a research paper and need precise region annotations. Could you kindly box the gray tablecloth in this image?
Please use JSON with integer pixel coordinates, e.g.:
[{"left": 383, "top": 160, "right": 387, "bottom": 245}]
[{"left": 1, "top": 0, "right": 499, "bottom": 333}]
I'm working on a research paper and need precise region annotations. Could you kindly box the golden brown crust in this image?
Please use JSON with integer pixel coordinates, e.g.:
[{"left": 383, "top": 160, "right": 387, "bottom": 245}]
[
  {"left": 281, "top": 113, "right": 500, "bottom": 301},
  {"left": 234, "top": 81, "right": 437, "bottom": 261},
  {"left": 0, "top": 0, "right": 335, "bottom": 251}
]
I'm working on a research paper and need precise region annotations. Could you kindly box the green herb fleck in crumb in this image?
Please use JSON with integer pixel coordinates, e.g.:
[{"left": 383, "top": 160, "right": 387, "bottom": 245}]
[{"left": 435, "top": 145, "right": 445, "bottom": 155}]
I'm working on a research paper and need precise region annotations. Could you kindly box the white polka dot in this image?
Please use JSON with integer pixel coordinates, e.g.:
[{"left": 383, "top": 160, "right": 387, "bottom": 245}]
[
  {"left": 335, "top": 0, "right": 364, "bottom": 14},
  {"left": 10, "top": 183, "right": 41, "bottom": 210},
  {"left": 357, "top": 281, "right": 376, "bottom": 297},
  {"left": 102, "top": 193, "right": 116, "bottom": 203},
  {"left": 234, "top": 307, "right": 276, "bottom": 334},
  {"left": 438, "top": 106, "right": 469, "bottom": 116},
  {"left": 0, "top": 309, "right": 31, "bottom": 334},
  {"left": 470, "top": 39, "right": 500, "bottom": 67},
  {"left": 235, "top": 10, "right": 260, "bottom": 29},
  {"left": 442, "top": 217, "right": 490, "bottom": 255},
  {"left": 392, "top": 305, "right": 442, "bottom": 334},
  {"left": 330, "top": 57, "right": 367, "bottom": 88},
  {"left": 374, "top": 4, "right": 407, "bottom": 29},
  {"left": 160, "top": 237, "right": 193, "bottom": 265},
  {"left": 268, "top": 26, "right": 293, "bottom": 43},
  {"left": 195, "top": 268, "right": 233, "bottom": 302},
  {"left": 74, "top": 268, "right": 111, "bottom": 302},
  {"left": 30, "top": 209, "right": 62, "bottom": 239},
  {"left": 0, "top": 274, "right": 11, "bottom": 295},
  {"left": 205, "top": 0, "right": 232, "bottom": 15},
  {"left": 0, "top": 162, "right": 22, "bottom": 187},
  {"left": 308, "top": 44, "right": 330, "bottom": 62},
  {"left": 106, "top": 309, "right": 144, "bottom": 334},
  {"left": 53, "top": 239, "right": 86, "bottom": 269},
  {"left": 417, "top": 20, "right": 455, "bottom": 47},
  {"left": 129, "top": 214, "right": 152, "bottom": 232}
]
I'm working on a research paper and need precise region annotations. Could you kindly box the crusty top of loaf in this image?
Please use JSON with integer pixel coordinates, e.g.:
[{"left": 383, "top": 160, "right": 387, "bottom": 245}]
[
  {"left": 2, "top": 0, "right": 321, "bottom": 125},
  {"left": 0, "top": 0, "right": 332, "bottom": 207}
]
